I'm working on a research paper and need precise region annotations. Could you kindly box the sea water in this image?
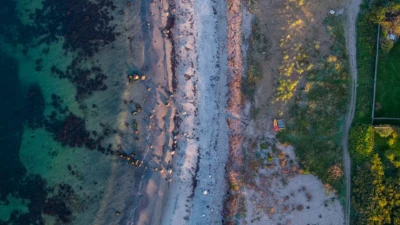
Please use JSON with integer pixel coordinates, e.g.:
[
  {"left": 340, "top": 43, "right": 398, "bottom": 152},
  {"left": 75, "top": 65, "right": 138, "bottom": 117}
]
[{"left": 0, "top": 0, "right": 146, "bottom": 224}]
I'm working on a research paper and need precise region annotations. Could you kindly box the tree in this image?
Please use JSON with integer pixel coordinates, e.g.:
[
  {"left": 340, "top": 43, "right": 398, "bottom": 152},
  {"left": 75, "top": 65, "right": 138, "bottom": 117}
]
[
  {"left": 368, "top": 3, "right": 400, "bottom": 35},
  {"left": 352, "top": 154, "right": 387, "bottom": 224}
]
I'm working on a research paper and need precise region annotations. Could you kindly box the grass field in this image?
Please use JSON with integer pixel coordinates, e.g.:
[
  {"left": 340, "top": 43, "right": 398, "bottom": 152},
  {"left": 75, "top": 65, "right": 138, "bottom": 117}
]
[
  {"left": 353, "top": 2, "right": 376, "bottom": 124},
  {"left": 375, "top": 42, "right": 400, "bottom": 118},
  {"left": 277, "top": 16, "right": 350, "bottom": 192}
]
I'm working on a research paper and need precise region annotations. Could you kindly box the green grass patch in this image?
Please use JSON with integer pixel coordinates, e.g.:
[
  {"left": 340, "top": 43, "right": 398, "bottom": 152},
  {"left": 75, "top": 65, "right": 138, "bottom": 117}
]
[
  {"left": 242, "top": 59, "right": 262, "bottom": 101},
  {"left": 354, "top": 2, "right": 377, "bottom": 124},
  {"left": 375, "top": 42, "right": 400, "bottom": 117},
  {"left": 242, "top": 18, "right": 266, "bottom": 102},
  {"left": 374, "top": 119, "right": 400, "bottom": 126},
  {"left": 277, "top": 16, "right": 350, "bottom": 191}
]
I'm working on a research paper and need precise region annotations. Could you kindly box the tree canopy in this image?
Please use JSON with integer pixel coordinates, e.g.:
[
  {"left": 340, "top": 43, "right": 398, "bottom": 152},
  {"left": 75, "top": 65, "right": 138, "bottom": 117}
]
[{"left": 368, "top": 2, "right": 400, "bottom": 34}]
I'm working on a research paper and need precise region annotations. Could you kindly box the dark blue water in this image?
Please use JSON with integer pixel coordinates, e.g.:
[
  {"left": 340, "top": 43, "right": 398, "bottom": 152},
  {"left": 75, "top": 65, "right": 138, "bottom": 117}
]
[{"left": 0, "top": 53, "right": 24, "bottom": 202}]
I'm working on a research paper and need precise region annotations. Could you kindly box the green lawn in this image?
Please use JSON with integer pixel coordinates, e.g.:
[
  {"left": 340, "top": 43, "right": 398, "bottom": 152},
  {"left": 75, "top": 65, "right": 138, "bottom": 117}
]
[{"left": 375, "top": 42, "right": 400, "bottom": 118}]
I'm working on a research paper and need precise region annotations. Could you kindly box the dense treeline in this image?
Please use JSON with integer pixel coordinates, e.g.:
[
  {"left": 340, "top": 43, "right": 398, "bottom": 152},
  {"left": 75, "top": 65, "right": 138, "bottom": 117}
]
[
  {"left": 351, "top": 0, "right": 400, "bottom": 224},
  {"left": 352, "top": 152, "right": 400, "bottom": 224},
  {"left": 350, "top": 125, "right": 400, "bottom": 224}
]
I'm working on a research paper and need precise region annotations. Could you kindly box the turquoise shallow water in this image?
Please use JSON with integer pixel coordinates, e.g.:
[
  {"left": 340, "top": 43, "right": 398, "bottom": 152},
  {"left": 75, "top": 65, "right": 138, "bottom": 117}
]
[{"left": 0, "top": 0, "right": 146, "bottom": 224}]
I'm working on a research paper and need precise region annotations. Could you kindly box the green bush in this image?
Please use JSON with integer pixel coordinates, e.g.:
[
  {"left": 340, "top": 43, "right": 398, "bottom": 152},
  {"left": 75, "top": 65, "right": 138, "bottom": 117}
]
[
  {"left": 260, "top": 143, "right": 269, "bottom": 149},
  {"left": 375, "top": 127, "right": 394, "bottom": 138},
  {"left": 349, "top": 124, "right": 374, "bottom": 164},
  {"left": 267, "top": 153, "right": 273, "bottom": 162},
  {"left": 380, "top": 38, "right": 394, "bottom": 54}
]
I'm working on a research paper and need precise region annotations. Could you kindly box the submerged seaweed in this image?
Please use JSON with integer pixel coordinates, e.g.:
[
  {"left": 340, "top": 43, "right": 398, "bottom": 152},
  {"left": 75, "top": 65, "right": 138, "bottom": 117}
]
[
  {"left": 44, "top": 113, "right": 97, "bottom": 150},
  {"left": 22, "top": 85, "right": 45, "bottom": 129},
  {"left": 0, "top": 55, "right": 76, "bottom": 225},
  {"left": 19, "top": 0, "right": 118, "bottom": 101},
  {"left": 31, "top": 0, "right": 118, "bottom": 57},
  {"left": 0, "top": 0, "right": 140, "bottom": 223},
  {"left": 51, "top": 59, "right": 108, "bottom": 101}
]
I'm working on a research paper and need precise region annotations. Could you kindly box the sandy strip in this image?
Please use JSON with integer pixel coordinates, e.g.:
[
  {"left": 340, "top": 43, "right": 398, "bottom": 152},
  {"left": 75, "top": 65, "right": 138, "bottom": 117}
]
[
  {"left": 159, "top": 0, "right": 230, "bottom": 224},
  {"left": 188, "top": 0, "right": 229, "bottom": 223},
  {"left": 126, "top": 0, "right": 176, "bottom": 224}
]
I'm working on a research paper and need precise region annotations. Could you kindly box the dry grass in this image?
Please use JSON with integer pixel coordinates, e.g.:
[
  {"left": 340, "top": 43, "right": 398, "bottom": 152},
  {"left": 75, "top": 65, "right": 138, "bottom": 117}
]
[
  {"left": 245, "top": 0, "right": 345, "bottom": 126},
  {"left": 230, "top": 0, "right": 348, "bottom": 224}
]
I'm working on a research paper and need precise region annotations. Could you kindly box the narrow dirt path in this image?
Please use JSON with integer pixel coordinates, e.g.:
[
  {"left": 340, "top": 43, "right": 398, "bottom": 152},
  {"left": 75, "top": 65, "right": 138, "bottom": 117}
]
[{"left": 343, "top": 0, "right": 362, "bottom": 224}]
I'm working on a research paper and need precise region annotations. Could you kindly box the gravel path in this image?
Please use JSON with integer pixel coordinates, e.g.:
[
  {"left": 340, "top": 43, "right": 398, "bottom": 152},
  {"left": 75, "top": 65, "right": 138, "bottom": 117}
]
[{"left": 343, "top": 0, "right": 362, "bottom": 224}]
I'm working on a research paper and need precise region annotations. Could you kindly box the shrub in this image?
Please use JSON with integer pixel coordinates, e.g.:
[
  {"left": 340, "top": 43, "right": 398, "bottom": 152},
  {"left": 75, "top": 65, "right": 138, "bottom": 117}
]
[
  {"left": 375, "top": 127, "right": 394, "bottom": 137},
  {"left": 267, "top": 153, "right": 273, "bottom": 162},
  {"left": 349, "top": 124, "right": 374, "bottom": 163},
  {"left": 260, "top": 143, "right": 269, "bottom": 149},
  {"left": 381, "top": 38, "right": 394, "bottom": 54}
]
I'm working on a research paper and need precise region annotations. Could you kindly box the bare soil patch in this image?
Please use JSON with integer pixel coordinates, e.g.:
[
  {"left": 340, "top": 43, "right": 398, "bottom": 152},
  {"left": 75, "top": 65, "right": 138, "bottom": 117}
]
[
  {"left": 231, "top": 0, "right": 351, "bottom": 224},
  {"left": 245, "top": 0, "right": 345, "bottom": 129}
]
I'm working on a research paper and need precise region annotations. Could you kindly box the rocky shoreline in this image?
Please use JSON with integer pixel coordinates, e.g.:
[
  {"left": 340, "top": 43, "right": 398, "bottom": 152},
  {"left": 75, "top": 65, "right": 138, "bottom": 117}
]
[
  {"left": 223, "top": 0, "right": 247, "bottom": 223},
  {"left": 154, "top": 0, "right": 231, "bottom": 224},
  {"left": 130, "top": 0, "right": 248, "bottom": 224}
]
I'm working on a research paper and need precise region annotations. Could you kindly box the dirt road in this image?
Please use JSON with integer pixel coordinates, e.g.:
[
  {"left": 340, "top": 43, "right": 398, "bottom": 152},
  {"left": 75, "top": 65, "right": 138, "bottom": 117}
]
[{"left": 343, "top": 0, "right": 362, "bottom": 224}]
